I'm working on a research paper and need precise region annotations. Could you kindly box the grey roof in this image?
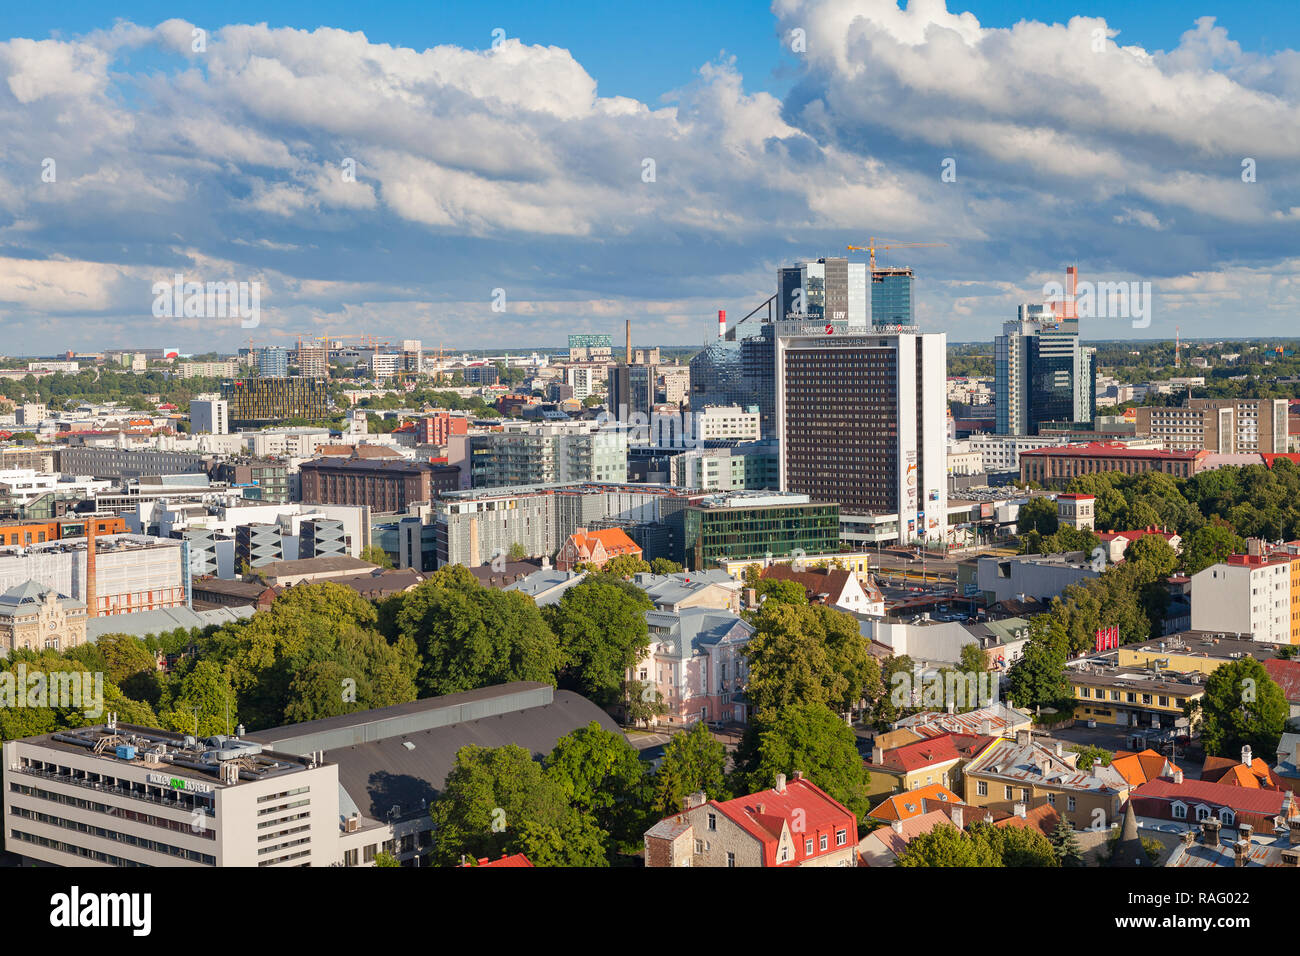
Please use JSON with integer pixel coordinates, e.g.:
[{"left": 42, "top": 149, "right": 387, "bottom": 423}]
[
  {"left": 259, "top": 555, "right": 377, "bottom": 578},
  {"left": 646, "top": 606, "right": 753, "bottom": 661},
  {"left": 86, "top": 605, "right": 253, "bottom": 640},
  {"left": 502, "top": 569, "right": 586, "bottom": 606},
  {"left": 633, "top": 570, "right": 738, "bottom": 608},
  {"left": 0, "top": 580, "right": 84, "bottom": 615},
  {"left": 248, "top": 683, "right": 619, "bottom": 823}
]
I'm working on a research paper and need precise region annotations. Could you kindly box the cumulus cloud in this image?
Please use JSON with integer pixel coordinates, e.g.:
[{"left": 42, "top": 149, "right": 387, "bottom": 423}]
[{"left": 0, "top": 4, "right": 1297, "bottom": 350}]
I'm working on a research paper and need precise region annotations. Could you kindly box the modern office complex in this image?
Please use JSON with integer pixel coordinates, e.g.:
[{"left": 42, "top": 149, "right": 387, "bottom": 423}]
[
  {"left": 221, "top": 377, "right": 330, "bottom": 428},
  {"left": 995, "top": 297, "right": 1097, "bottom": 436},
  {"left": 235, "top": 523, "right": 283, "bottom": 569},
  {"left": 778, "top": 257, "right": 869, "bottom": 326},
  {"left": 680, "top": 491, "right": 839, "bottom": 570},
  {"left": 672, "top": 441, "right": 779, "bottom": 492},
  {"left": 871, "top": 267, "right": 914, "bottom": 327},
  {"left": 211, "top": 459, "right": 290, "bottom": 504},
  {"left": 299, "top": 517, "right": 348, "bottom": 559},
  {"left": 775, "top": 322, "right": 948, "bottom": 544},
  {"left": 254, "top": 347, "right": 290, "bottom": 379}
]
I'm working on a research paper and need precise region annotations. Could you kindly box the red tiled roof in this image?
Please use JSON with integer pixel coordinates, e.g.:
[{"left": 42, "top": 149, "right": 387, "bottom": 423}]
[
  {"left": 1132, "top": 777, "right": 1289, "bottom": 815},
  {"left": 1099, "top": 526, "right": 1179, "bottom": 544},
  {"left": 868, "top": 783, "right": 961, "bottom": 821},
  {"left": 994, "top": 803, "right": 1061, "bottom": 837},
  {"left": 711, "top": 776, "right": 856, "bottom": 867},
  {"left": 1264, "top": 658, "right": 1300, "bottom": 702},
  {"left": 1111, "top": 750, "right": 1180, "bottom": 787},
  {"left": 877, "top": 733, "right": 963, "bottom": 773},
  {"left": 1262, "top": 453, "right": 1300, "bottom": 468}
]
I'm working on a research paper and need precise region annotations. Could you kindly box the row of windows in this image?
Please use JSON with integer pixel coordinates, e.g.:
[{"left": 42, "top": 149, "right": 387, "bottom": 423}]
[
  {"left": 9, "top": 782, "right": 216, "bottom": 840},
  {"left": 10, "top": 806, "right": 216, "bottom": 864}
]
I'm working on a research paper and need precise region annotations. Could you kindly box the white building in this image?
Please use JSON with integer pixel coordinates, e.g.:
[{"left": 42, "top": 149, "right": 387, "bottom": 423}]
[
  {"left": 564, "top": 365, "right": 598, "bottom": 401},
  {"left": 964, "top": 433, "right": 1069, "bottom": 473},
  {"left": 1190, "top": 556, "right": 1293, "bottom": 643},
  {"left": 189, "top": 395, "right": 229, "bottom": 435},
  {"left": 689, "top": 405, "right": 761, "bottom": 442}
]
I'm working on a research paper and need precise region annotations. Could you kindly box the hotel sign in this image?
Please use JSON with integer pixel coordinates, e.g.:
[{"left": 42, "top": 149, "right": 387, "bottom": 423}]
[{"left": 148, "top": 772, "right": 214, "bottom": 794}]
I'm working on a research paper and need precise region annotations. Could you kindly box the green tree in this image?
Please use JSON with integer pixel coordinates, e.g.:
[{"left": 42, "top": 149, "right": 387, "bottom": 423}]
[
  {"left": 734, "top": 702, "right": 873, "bottom": 822},
  {"left": 1049, "top": 818, "right": 1085, "bottom": 867},
  {"left": 742, "top": 602, "right": 877, "bottom": 717},
  {"left": 394, "top": 565, "right": 561, "bottom": 697},
  {"left": 1124, "top": 535, "right": 1178, "bottom": 580},
  {"left": 360, "top": 545, "right": 395, "bottom": 569},
  {"left": 896, "top": 823, "right": 1002, "bottom": 867},
  {"left": 653, "top": 721, "right": 730, "bottom": 815},
  {"left": 1006, "top": 623, "right": 1071, "bottom": 714},
  {"left": 1067, "top": 745, "right": 1112, "bottom": 769},
  {"left": 544, "top": 576, "right": 653, "bottom": 708},
  {"left": 1017, "top": 497, "right": 1059, "bottom": 536},
  {"left": 428, "top": 744, "right": 608, "bottom": 867},
  {"left": 754, "top": 577, "right": 809, "bottom": 606},
  {"left": 1193, "top": 657, "right": 1289, "bottom": 759},
  {"left": 971, "top": 821, "right": 1059, "bottom": 867},
  {"left": 507, "top": 541, "right": 529, "bottom": 562},
  {"left": 373, "top": 851, "right": 400, "bottom": 867},
  {"left": 1178, "top": 523, "right": 1245, "bottom": 576},
  {"left": 650, "top": 558, "right": 683, "bottom": 575},
  {"left": 599, "top": 553, "right": 652, "bottom": 579},
  {"left": 545, "top": 722, "right": 652, "bottom": 855},
  {"left": 158, "top": 659, "right": 239, "bottom": 737}
]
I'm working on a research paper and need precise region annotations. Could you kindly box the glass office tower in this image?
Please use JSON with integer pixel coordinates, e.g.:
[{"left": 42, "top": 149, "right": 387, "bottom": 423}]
[{"left": 872, "top": 268, "right": 914, "bottom": 327}]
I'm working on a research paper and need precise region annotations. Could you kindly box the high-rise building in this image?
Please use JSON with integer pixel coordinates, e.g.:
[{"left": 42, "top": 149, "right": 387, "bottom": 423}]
[
  {"left": 469, "top": 422, "right": 628, "bottom": 488},
  {"left": 689, "top": 322, "right": 776, "bottom": 439},
  {"left": 607, "top": 364, "right": 655, "bottom": 421},
  {"left": 221, "top": 377, "right": 330, "bottom": 428},
  {"left": 777, "top": 257, "right": 869, "bottom": 326},
  {"left": 296, "top": 344, "right": 328, "bottom": 379},
  {"left": 255, "top": 347, "right": 290, "bottom": 379},
  {"left": 1135, "top": 399, "right": 1289, "bottom": 453},
  {"left": 995, "top": 302, "right": 1096, "bottom": 436},
  {"left": 189, "top": 394, "right": 229, "bottom": 435},
  {"left": 775, "top": 322, "right": 947, "bottom": 544},
  {"left": 871, "top": 267, "right": 914, "bottom": 327}
]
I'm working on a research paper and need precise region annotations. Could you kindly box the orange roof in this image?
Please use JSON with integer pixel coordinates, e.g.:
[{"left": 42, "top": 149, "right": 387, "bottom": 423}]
[
  {"left": 994, "top": 803, "right": 1061, "bottom": 837},
  {"left": 568, "top": 527, "right": 642, "bottom": 561},
  {"left": 1111, "top": 749, "right": 1180, "bottom": 787},
  {"left": 868, "top": 783, "right": 962, "bottom": 822},
  {"left": 1201, "top": 756, "right": 1280, "bottom": 790}
]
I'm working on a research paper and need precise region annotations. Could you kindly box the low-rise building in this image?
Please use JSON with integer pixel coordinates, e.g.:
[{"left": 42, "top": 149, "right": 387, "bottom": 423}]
[
  {"left": 554, "top": 526, "right": 642, "bottom": 572},
  {"left": 1020, "top": 443, "right": 1208, "bottom": 484},
  {"left": 638, "top": 606, "right": 754, "bottom": 725},
  {"left": 1067, "top": 664, "right": 1205, "bottom": 730},
  {"left": 643, "top": 772, "right": 857, "bottom": 867},
  {"left": 0, "top": 582, "right": 87, "bottom": 654},
  {"left": 962, "top": 730, "right": 1130, "bottom": 829}
]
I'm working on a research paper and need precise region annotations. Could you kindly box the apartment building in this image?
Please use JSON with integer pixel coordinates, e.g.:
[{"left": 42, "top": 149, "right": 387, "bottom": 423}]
[
  {"left": 1135, "top": 399, "right": 1288, "bottom": 453},
  {"left": 1067, "top": 665, "right": 1205, "bottom": 729},
  {"left": 299, "top": 457, "right": 460, "bottom": 514},
  {"left": 1190, "top": 551, "right": 1297, "bottom": 644}
]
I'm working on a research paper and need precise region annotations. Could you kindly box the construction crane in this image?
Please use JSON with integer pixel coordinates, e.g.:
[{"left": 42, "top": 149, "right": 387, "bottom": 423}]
[{"left": 846, "top": 238, "right": 948, "bottom": 271}]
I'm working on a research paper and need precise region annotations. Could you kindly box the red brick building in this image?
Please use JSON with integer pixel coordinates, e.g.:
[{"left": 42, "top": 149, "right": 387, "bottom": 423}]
[
  {"left": 1020, "top": 443, "right": 1208, "bottom": 483},
  {"left": 299, "top": 457, "right": 460, "bottom": 513}
]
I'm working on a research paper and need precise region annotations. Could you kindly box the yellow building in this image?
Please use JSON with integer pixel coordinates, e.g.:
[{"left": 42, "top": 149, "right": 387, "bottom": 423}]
[
  {"left": 1068, "top": 665, "right": 1204, "bottom": 729},
  {"left": 1117, "top": 633, "right": 1280, "bottom": 677}
]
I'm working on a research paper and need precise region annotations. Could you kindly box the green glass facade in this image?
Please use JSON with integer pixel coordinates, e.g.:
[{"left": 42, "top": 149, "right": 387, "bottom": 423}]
[{"left": 683, "top": 501, "right": 840, "bottom": 570}]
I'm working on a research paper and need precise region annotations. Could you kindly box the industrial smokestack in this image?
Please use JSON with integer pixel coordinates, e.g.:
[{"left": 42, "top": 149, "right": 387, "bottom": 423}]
[
  {"left": 718, "top": 310, "right": 727, "bottom": 339},
  {"left": 86, "top": 520, "right": 97, "bottom": 618},
  {"left": 625, "top": 319, "right": 631, "bottom": 364}
]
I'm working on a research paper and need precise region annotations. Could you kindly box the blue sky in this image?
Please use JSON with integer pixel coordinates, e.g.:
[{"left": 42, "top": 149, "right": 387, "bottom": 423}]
[{"left": 0, "top": 1, "right": 1298, "bottom": 353}]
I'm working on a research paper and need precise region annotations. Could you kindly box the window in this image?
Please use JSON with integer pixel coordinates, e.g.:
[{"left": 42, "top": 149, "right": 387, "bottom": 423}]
[
  {"left": 977, "top": 781, "right": 988, "bottom": 797},
  {"left": 726, "top": 852, "right": 735, "bottom": 868},
  {"left": 1195, "top": 806, "right": 1210, "bottom": 822},
  {"left": 780, "top": 846, "right": 789, "bottom": 862},
  {"left": 1067, "top": 797, "right": 1076, "bottom": 812},
  {"left": 1020, "top": 788, "right": 1029, "bottom": 801},
  {"left": 836, "top": 829, "right": 847, "bottom": 846},
  {"left": 805, "top": 838, "right": 813, "bottom": 854},
  {"left": 707, "top": 812, "right": 716, "bottom": 832},
  {"left": 819, "top": 834, "right": 828, "bottom": 851},
  {"left": 694, "top": 839, "right": 703, "bottom": 853},
  {"left": 1047, "top": 793, "right": 1056, "bottom": 806},
  {"left": 1005, "top": 786, "right": 1014, "bottom": 800}
]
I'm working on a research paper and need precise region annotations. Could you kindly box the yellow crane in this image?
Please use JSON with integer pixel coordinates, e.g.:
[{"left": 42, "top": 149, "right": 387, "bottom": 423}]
[{"left": 846, "top": 238, "right": 948, "bottom": 271}]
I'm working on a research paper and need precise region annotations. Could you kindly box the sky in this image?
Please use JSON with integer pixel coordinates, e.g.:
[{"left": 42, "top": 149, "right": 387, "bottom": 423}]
[{"left": 1, "top": 0, "right": 1298, "bottom": 354}]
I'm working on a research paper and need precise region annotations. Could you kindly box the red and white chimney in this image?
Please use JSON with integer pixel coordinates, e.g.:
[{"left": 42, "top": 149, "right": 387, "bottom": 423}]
[{"left": 717, "top": 310, "right": 726, "bottom": 339}]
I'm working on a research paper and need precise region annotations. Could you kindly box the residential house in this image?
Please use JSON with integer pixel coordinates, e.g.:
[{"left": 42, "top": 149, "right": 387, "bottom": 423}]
[
  {"left": 1201, "top": 745, "right": 1284, "bottom": 790},
  {"left": 633, "top": 570, "right": 740, "bottom": 613},
  {"left": 1110, "top": 749, "right": 1182, "bottom": 788},
  {"left": 857, "top": 811, "right": 957, "bottom": 867},
  {"left": 867, "top": 783, "right": 964, "bottom": 823},
  {"left": 962, "top": 731, "right": 1131, "bottom": 829},
  {"left": 759, "top": 564, "right": 884, "bottom": 616},
  {"left": 1129, "top": 771, "right": 1300, "bottom": 835},
  {"left": 644, "top": 772, "right": 857, "bottom": 867},
  {"left": 1165, "top": 816, "right": 1300, "bottom": 868},
  {"left": 1273, "top": 733, "right": 1300, "bottom": 793},
  {"left": 1097, "top": 526, "right": 1183, "bottom": 565},
  {"left": 1264, "top": 658, "right": 1300, "bottom": 719},
  {"left": 636, "top": 606, "right": 754, "bottom": 725}
]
